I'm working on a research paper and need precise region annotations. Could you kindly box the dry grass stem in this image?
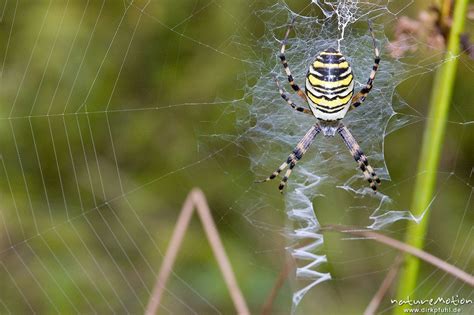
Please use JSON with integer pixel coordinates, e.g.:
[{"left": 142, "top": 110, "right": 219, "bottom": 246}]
[
  {"left": 261, "top": 258, "right": 293, "bottom": 315},
  {"left": 146, "top": 188, "right": 249, "bottom": 315},
  {"left": 322, "top": 225, "right": 474, "bottom": 287},
  {"left": 364, "top": 255, "right": 404, "bottom": 315}
]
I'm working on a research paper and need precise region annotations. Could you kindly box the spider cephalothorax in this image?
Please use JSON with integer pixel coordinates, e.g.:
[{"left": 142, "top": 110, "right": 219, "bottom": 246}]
[{"left": 258, "top": 19, "right": 381, "bottom": 193}]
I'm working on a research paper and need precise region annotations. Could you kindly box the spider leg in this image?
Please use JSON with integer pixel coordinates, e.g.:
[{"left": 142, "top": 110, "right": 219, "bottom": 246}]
[
  {"left": 256, "top": 124, "right": 321, "bottom": 193},
  {"left": 350, "top": 20, "right": 380, "bottom": 110},
  {"left": 275, "top": 76, "right": 312, "bottom": 115},
  {"left": 280, "top": 17, "right": 307, "bottom": 102},
  {"left": 337, "top": 124, "right": 381, "bottom": 192}
]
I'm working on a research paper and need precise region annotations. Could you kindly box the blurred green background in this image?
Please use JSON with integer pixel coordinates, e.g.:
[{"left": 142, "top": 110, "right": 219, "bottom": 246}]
[{"left": 0, "top": 1, "right": 472, "bottom": 314}]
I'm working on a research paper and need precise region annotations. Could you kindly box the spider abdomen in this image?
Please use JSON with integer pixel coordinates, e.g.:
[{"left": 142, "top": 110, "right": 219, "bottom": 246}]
[{"left": 305, "top": 48, "right": 354, "bottom": 121}]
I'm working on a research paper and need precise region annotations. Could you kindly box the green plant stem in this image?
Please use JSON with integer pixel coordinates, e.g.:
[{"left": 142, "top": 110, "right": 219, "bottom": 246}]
[{"left": 394, "top": 0, "right": 469, "bottom": 312}]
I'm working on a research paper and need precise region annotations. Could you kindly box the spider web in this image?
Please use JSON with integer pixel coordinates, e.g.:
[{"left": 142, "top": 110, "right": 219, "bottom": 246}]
[
  {"left": 229, "top": 0, "right": 473, "bottom": 312},
  {"left": 0, "top": 0, "right": 472, "bottom": 314},
  {"left": 234, "top": 1, "right": 419, "bottom": 310}
]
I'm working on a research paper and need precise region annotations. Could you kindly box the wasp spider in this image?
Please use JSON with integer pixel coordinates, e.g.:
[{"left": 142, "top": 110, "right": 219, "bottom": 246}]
[{"left": 258, "top": 19, "right": 381, "bottom": 193}]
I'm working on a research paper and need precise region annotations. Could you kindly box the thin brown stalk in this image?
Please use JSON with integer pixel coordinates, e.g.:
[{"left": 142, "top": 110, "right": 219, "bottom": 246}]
[
  {"left": 364, "top": 255, "right": 403, "bottom": 315},
  {"left": 261, "top": 259, "right": 293, "bottom": 315},
  {"left": 146, "top": 188, "right": 250, "bottom": 315},
  {"left": 322, "top": 225, "right": 474, "bottom": 287}
]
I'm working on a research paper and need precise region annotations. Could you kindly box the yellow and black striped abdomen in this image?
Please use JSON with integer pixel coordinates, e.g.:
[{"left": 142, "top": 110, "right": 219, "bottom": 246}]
[{"left": 305, "top": 48, "right": 354, "bottom": 121}]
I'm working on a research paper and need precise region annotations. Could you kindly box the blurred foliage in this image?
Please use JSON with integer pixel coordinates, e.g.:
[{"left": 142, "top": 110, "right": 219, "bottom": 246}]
[{"left": 0, "top": 1, "right": 472, "bottom": 314}]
